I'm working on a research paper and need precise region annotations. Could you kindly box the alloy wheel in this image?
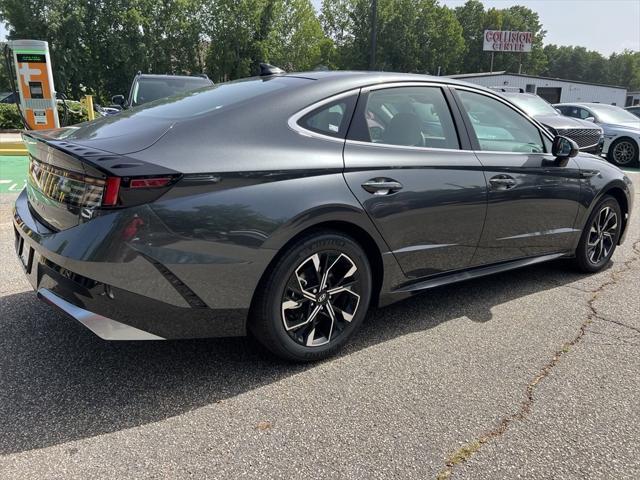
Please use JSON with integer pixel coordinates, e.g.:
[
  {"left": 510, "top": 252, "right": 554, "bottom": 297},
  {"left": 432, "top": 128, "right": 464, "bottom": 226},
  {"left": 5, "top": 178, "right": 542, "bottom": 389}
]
[
  {"left": 587, "top": 206, "right": 618, "bottom": 264},
  {"left": 612, "top": 140, "right": 635, "bottom": 165},
  {"left": 281, "top": 250, "right": 361, "bottom": 347}
]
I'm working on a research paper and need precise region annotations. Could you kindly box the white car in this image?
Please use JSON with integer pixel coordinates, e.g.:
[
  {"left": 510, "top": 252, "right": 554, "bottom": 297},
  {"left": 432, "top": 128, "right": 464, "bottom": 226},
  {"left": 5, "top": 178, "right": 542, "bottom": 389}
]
[{"left": 555, "top": 103, "right": 640, "bottom": 167}]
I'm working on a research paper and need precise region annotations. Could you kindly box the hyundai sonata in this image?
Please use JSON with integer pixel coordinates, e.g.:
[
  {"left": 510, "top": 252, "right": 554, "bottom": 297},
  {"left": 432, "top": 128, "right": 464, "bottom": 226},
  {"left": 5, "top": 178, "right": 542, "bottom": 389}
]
[{"left": 14, "top": 70, "right": 634, "bottom": 361}]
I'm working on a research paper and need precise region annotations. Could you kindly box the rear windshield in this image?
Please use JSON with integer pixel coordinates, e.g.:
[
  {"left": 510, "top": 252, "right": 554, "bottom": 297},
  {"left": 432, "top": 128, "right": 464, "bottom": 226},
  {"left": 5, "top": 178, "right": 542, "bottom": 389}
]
[
  {"left": 132, "top": 77, "right": 213, "bottom": 106},
  {"left": 132, "top": 76, "right": 308, "bottom": 120}
]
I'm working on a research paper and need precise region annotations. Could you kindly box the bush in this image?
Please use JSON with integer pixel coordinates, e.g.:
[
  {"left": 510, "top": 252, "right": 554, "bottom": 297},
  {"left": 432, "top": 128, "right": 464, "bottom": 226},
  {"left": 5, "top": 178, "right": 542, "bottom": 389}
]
[
  {"left": 0, "top": 103, "right": 23, "bottom": 129},
  {"left": 0, "top": 100, "right": 91, "bottom": 130}
]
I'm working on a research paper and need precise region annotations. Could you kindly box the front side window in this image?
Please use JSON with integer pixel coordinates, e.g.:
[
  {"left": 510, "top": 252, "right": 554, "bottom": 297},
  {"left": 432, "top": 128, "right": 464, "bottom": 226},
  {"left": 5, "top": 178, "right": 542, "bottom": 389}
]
[
  {"left": 351, "top": 86, "right": 459, "bottom": 149},
  {"left": 457, "top": 90, "right": 545, "bottom": 153}
]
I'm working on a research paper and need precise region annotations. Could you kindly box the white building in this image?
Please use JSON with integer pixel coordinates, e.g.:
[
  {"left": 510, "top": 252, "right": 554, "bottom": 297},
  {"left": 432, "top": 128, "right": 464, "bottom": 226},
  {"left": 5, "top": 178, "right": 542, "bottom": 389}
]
[
  {"left": 626, "top": 91, "right": 640, "bottom": 107},
  {"left": 448, "top": 72, "right": 627, "bottom": 106}
]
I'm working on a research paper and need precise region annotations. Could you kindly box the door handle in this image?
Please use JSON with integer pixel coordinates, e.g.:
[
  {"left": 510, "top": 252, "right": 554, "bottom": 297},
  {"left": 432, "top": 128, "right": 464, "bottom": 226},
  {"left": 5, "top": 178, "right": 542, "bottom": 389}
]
[
  {"left": 489, "top": 174, "right": 517, "bottom": 190},
  {"left": 361, "top": 178, "right": 403, "bottom": 195}
]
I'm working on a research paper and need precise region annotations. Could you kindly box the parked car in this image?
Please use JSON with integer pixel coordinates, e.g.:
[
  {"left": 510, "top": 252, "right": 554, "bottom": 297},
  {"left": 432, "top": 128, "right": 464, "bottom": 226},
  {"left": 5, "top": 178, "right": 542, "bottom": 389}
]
[
  {"left": 0, "top": 91, "right": 19, "bottom": 103},
  {"left": 15, "top": 71, "right": 634, "bottom": 362},
  {"left": 111, "top": 73, "right": 213, "bottom": 109},
  {"left": 626, "top": 105, "right": 640, "bottom": 118},
  {"left": 495, "top": 90, "right": 604, "bottom": 154},
  {"left": 555, "top": 103, "right": 640, "bottom": 167}
]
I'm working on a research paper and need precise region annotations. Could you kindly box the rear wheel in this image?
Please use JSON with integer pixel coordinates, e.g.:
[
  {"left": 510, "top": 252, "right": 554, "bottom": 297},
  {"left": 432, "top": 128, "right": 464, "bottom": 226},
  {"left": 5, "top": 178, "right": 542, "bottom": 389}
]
[
  {"left": 608, "top": 138, "right": 638, "bottom": 167},
  {"left": 250, "top": 231, "right": 372, "bottom": 362},
  {"left": 573, "top": 196, "right": 622, "bottom": 273}
]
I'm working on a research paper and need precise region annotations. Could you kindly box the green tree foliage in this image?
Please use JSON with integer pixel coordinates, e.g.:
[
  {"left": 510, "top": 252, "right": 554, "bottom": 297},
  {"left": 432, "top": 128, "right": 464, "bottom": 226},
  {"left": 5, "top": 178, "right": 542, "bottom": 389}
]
[
  {"left": 321, "top": 0, "right": 464, "bottom": 75},
  {"left": 0, "top": 0, "right": 638, "bottom": 102},
  {"left": 0, "top": 0, "right": 207, "bottom": 101},
  {"left": 541, "top": 46, "right": 640, "bottom": 90}
]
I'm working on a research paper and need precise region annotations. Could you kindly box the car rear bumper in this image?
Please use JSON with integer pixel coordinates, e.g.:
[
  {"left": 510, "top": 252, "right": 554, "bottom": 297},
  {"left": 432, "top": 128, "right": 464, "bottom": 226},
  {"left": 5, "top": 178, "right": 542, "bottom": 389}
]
[{"left": 13, "top": 189, "right": 248, "bottom": 340}]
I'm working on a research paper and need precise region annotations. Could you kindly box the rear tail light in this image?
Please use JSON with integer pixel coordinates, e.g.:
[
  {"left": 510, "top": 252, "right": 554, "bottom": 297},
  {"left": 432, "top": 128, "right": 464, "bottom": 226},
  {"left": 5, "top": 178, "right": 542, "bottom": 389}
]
[
  {"left": 101, "top": 176, "right": 177, "bottom": 207},
  {"left": 102, "top": 177, "right": 121, "bottom": 206},
  {"left": 129, "top": 177, "right": 173, "bottom": 188}
]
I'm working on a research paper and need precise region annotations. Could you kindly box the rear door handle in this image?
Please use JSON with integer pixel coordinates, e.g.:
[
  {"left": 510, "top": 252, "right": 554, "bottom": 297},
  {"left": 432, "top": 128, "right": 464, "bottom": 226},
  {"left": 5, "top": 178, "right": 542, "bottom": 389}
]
[
  {"left": 489, "top": 174, "right": 517, "bottom": 190},
  {"left": 361, "top": 178, "right": 403, "bottom": 195}
]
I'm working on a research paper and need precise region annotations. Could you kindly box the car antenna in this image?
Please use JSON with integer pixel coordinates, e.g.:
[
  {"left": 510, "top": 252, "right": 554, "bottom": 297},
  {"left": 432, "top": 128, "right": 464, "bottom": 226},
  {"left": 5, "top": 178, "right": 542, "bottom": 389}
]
[{"left": 259, "top": 63, "right": 285, "bottom": 76}]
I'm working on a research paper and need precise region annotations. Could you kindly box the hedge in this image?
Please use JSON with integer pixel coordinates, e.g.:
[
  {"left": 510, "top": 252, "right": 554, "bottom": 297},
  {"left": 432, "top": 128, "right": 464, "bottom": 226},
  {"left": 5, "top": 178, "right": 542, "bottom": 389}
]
[{"left": 0, "top": 100, "right": 90, "bottom": 130}]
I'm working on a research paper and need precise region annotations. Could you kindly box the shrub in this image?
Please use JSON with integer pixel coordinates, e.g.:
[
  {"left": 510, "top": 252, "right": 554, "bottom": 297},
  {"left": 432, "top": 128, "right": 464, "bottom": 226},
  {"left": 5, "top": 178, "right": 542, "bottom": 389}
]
[{"left": 0, "top": 100, "right": 91, "bottom": 130}]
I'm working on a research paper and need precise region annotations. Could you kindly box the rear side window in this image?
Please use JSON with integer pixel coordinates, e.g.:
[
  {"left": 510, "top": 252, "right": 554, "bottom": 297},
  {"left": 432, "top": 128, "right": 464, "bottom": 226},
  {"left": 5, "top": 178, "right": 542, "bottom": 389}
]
[
  {"left": 133, "top": 76, "right": 308, "bottom": 119},
  {"left": 457, "top": 90, "right": 545, "bottom": 153},
  {"left": 349, "top": 86, "right": 460, "bottom": 149},
  {"left": 298, "top": 95, "right": 357, "bottom": 139},
  {"left": 132, "top": 77, "right": 212, "bottom": 106}
]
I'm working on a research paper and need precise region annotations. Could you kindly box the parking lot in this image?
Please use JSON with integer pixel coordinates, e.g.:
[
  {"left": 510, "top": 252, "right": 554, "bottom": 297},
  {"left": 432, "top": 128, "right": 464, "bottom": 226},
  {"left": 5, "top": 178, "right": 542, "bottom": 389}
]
[{"left": 0, "top": 169, "right": 638, "bottom": 479}]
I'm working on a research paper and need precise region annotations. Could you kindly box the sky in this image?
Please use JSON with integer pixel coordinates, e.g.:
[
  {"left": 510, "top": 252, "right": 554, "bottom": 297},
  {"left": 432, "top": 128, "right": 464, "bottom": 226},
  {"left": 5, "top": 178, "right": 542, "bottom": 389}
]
[
  {"left": 311, "top": 0, "right": 639, "bottom": 56},
  {"left": 2, "top": 1, "right": 638, "bottom": 57},
  {"left": 438, "top": 0, "right": 640, "bottom": 56}
]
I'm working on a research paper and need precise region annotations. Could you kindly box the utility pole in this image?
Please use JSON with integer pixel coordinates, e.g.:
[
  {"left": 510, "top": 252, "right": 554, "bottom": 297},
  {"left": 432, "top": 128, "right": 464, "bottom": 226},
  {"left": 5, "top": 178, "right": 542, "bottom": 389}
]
[{"left": 369, "top": 0, "right": 377, "bottom": 70}]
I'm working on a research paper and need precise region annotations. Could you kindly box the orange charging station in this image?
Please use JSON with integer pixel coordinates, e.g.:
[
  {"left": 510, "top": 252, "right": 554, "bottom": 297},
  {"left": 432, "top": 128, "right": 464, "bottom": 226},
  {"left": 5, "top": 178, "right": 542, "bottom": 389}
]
[{"left": 11, "top": 39, "right": 60, "bottom": 130}]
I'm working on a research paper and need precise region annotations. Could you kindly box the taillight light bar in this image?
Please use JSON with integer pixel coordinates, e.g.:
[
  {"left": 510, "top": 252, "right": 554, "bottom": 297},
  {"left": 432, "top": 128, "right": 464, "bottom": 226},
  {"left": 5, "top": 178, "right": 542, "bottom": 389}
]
[
  {"left": 129, "top": 177, "right": 173, "bottom": 188},
  {"left": 101, "top": 176, "right": 177, "bottom": 207}
]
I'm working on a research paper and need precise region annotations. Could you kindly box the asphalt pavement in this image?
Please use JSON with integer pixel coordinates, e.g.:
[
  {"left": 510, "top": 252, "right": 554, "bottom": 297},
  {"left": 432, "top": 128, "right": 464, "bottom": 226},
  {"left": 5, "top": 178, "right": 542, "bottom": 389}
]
[{"left": 0, "top": 171, "right": 638, "bottom": 479}]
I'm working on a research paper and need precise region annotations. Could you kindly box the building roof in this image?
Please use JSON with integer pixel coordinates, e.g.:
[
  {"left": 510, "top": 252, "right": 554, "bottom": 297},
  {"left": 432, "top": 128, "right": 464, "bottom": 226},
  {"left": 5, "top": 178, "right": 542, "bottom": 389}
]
[{"left": 447, "top": 71, "right": 626, "bottom": 90}]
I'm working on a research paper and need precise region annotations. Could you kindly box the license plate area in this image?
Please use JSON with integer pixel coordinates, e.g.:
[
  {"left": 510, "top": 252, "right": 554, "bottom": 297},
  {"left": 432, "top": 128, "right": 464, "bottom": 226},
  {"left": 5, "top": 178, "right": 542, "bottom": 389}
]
[{"left": 15, "top": 230, "right": 34, "bottom": 274}]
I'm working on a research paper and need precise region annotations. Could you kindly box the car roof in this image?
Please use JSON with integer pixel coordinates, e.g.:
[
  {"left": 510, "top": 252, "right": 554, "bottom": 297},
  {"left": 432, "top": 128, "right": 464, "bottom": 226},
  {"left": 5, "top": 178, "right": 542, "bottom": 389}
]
[
  {"left": 499, "top": 91, "right": 538, "bottom": 98},
  {"left": 280, "top": 70, "right": 493, "bottom": 91},
  {"left": 136, "top": 74, "right": 211, "bottom": 81},
  {"left": 554, "top": 102, "right": 613, "bottom": 107}
]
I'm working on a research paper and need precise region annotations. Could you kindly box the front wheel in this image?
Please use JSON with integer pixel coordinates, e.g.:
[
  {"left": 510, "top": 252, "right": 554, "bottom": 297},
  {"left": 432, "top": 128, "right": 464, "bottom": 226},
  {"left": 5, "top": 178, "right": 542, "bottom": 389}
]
[
  {"left": 608, "top": 138, "right": 639, "bottom": 167},
  {"left": 573, "top": 196, "right": 622, "bottom": 273},
  {"left": 250, "top": 231, "right": 372, "bottom": 362}
]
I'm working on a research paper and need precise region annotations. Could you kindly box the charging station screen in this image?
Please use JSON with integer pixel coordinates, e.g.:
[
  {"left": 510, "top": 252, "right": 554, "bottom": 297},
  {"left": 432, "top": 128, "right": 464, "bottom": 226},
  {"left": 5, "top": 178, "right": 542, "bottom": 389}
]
[{"left": 16, "top": 53, "right": 47, "bottom": 63}]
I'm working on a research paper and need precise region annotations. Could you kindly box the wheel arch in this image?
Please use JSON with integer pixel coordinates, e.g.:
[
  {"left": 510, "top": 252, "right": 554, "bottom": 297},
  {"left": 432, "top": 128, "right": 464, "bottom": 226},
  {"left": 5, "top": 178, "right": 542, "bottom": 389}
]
[
  {"left": 603, "top": 186, "right": 630, "bottom": 244},
  {"left": 582, "top": 182, "right": 631, "bottom": 246},
  {"left": 250, "top": 220, "right": 387, "bottom": 316}
]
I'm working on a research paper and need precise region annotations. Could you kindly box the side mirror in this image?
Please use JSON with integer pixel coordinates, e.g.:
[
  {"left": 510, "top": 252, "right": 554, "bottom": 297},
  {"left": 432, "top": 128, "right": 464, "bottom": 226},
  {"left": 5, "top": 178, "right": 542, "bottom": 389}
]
[
  {"left": 552, "top": 135, "right": 579, "bottom": 159},
  {"left": 584, "top": 116, "right": 596, "bottom": 123},
  {"left": 111, "top": 94, "right": 126, "bottom": 108},
  {"left": 554, "top": 108, "right": 562, "bottom": 114}
]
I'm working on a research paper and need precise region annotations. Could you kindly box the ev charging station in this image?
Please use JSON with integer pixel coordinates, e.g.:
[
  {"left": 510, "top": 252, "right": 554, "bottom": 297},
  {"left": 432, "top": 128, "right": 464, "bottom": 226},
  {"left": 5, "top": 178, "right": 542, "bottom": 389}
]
[{"left": 9, "top": 39, "right": 60, "bottom": 130}]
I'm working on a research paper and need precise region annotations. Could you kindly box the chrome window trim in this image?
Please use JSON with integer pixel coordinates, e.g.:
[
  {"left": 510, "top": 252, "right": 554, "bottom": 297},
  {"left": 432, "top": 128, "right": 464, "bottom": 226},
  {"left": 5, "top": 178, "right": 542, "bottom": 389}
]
[
  {"left": 287, "top": 89, "right": 361, "bottom": 144},
  {"left": 345, "top": 138, "right": 468, "bottom": 154},
  {"left": 289, "top": 80, "right": 562, "bottom": 157}
]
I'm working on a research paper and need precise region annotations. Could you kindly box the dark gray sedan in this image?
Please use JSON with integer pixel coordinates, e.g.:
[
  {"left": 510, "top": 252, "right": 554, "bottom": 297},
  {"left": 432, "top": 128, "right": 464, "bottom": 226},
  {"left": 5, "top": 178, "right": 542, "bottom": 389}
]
[{"left": 14, "top": 71, "right": 634, "bottom": 361}]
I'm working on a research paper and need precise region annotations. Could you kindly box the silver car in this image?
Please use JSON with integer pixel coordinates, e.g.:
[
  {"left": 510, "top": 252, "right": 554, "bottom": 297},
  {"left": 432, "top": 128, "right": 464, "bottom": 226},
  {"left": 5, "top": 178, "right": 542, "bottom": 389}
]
[{"left": 555, "top": 103, "right": 640, "bottom": 167}]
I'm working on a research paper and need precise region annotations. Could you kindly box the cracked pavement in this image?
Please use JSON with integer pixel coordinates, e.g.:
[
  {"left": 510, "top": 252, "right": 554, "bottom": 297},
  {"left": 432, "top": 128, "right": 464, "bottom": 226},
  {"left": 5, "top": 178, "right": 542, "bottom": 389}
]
[{"left": 1, "top": 170, "right": 638, "bottom": 479}]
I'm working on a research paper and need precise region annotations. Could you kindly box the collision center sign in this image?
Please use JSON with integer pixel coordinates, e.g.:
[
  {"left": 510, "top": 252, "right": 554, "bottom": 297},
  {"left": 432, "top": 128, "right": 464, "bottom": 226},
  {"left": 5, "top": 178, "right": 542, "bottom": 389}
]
[{"left": 483, "top": 30, "right": 533, "bottom": 52}]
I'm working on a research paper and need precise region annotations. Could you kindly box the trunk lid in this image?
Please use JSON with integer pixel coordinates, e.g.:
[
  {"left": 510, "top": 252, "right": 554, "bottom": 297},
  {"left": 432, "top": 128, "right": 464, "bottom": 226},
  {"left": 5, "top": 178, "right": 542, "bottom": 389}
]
[{"left": 23, "top": 132, "right": 179, "bottom": 231}]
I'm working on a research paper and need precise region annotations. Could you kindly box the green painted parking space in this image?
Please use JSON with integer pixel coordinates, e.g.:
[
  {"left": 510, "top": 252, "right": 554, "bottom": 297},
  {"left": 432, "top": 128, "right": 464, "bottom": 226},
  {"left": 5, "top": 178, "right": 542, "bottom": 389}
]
[{"left": 0, "top": 156, "right": 28, "bottom": 193}]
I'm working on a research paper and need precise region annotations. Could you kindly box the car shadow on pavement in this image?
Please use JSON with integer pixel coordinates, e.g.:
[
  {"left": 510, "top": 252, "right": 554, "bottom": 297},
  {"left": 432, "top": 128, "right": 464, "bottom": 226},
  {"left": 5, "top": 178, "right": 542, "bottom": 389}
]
[{"left": 0, "top": 259, "right": 594, "bottom": 454}]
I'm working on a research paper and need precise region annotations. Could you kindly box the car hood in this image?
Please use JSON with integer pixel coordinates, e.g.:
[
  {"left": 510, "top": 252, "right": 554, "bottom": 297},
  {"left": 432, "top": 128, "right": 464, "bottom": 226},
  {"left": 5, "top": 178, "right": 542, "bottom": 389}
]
[
  {"left": 35, "top": 110, "right": 175, "bottom": 155},
  {"left": 533, "top": 114, "right": 602, "bottom": 131},
  {"left": 600, "top": 122, "right": 640, "bottom": 134}
]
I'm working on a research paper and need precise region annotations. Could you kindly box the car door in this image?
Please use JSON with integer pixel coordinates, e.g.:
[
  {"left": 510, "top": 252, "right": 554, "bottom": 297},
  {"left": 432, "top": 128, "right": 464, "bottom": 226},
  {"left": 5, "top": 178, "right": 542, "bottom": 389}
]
[
  {"left": 453, "top": 88, "right": 583, "bottom": 265},
  {"left": 343, "top": 83, "right": 487, "bottom": 279}
]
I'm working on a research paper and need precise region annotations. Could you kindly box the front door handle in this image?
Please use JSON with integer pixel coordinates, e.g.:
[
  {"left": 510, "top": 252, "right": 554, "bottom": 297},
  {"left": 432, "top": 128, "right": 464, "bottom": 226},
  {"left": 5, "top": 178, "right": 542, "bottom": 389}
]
[
  {"left": 361, "top": 178, "right": 403, "bottom": 195},
  {"left": 489, "top": 174, "right": 517, "bottom": 190}
]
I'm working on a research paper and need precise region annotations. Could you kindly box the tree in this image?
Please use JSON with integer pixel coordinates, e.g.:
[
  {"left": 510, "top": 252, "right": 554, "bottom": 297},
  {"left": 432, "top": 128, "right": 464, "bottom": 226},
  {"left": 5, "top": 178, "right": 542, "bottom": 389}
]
[
  {"left": 321, "top": 0, "right": 464, "bottom": 75},
  {"left": 454, "top": 0, "right": 485, "bottom": 73}
]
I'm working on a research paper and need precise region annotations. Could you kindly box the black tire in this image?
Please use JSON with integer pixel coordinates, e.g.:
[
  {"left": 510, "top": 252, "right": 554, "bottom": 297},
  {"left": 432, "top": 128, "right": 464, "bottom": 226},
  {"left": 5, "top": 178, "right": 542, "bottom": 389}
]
[
  {"left": 250, "top": 231, "right": 372, "bottom": 362},
  {"left": 573, "top": 195, "right": 622, "bottom": 273},
  {"left": 607, "top": 137, "right": 639, "bottom": 168}
]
